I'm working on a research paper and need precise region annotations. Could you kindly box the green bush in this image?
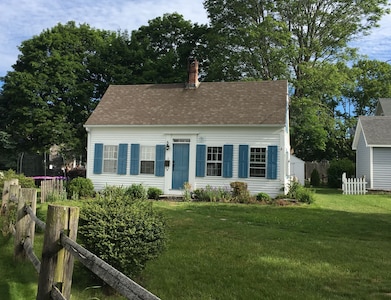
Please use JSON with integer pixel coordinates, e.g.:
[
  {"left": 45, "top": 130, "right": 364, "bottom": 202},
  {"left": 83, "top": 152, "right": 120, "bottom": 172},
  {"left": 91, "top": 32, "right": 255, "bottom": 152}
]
[
  {"left": 78, "top": 190, "right": 166, "bottom": 277},
  {"left": 148, "top": 187, "right": 163, "bottom": 200},
  {"left": 287, "top": 181, "right": 315, "bottom": 204},
  {"left": 256, "top": 192, "right": 271, "bottom": 202},
  {"left": 327, "top": 158, "right": 355, "bottom": 188},
  {"left": 310, "top": 169, "right": 321, "bottom": 187},
  {"left": 0, "top": 169, "right": 35, "bottom": 195},
  {"left": 67, "top": 177, "right": 94, "bottom": 199},
  {"left": 125, "top": 183, "right": 147, "bottom": 200}
]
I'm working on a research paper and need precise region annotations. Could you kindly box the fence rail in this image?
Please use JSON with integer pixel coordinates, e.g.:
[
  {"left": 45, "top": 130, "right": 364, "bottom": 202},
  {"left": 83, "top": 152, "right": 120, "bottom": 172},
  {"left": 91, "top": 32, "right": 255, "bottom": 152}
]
[
  {"left": 342, "top": 172, "right": 367, "bottom": 195},
  {"left": 2, "top": 179, "right": 160, "bottom": 300}
]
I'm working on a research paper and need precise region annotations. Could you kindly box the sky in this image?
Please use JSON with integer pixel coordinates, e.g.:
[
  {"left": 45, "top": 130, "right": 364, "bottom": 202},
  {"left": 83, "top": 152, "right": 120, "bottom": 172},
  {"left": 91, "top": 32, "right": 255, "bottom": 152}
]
[{"left": 1, "top": 0, "right": 391, "bottom": 81}]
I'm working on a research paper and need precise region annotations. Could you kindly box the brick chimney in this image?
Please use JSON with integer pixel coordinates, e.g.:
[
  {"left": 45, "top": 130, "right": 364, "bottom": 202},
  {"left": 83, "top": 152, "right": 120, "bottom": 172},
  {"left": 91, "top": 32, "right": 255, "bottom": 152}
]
[{"left": 186, "top": 57, "right": 200, "bottom": 89}]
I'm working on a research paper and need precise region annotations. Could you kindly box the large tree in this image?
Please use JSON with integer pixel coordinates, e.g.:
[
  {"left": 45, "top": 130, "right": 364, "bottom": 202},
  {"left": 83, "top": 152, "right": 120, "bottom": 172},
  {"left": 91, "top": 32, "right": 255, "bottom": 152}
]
[
  {"left": 129, "top": 13, "right": 208, "bottom": 84},
  {"left": 0, "top": 16, "right": 207, "bottom": 163},
  {"left": 203, "top": 0, "right": 389, "bottom": 160},
  {"left": 342, "top": 59, "right": 391, "bottom": 116},
  {"left": 0, "top": 22, "right": 128, "bottom": 160}
]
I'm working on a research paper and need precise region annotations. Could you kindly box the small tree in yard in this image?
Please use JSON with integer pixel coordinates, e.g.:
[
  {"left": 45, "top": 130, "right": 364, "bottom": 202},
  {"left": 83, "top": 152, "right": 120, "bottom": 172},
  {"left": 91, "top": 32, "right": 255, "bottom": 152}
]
[{"left": 78, "top": 186, "right": 166, "bottom": 278}]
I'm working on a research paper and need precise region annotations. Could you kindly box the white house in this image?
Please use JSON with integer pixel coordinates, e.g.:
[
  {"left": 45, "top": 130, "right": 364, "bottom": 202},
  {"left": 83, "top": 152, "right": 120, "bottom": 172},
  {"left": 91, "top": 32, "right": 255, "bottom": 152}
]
[
  {"left": 352, "top": 98, "right": 391, "bottom": 191},
  {"left": 84, "top": 60, "right": 291, "bottom": 197}
]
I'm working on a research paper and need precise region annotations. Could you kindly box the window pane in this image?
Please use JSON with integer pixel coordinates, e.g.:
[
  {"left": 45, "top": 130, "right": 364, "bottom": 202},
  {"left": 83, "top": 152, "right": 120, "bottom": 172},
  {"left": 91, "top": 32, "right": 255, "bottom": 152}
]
[
  {"left": 103, "top": 145, "right": 118, "bottom": 173},
  {"left": 250, "top": 147, "right": 266, "bottom": 177},
  {"left": 140, "top": 146, "right": 155, "bottom": 174},
  {"left": 141, "top": 161, "right": 154, "bottom": 174},
  {"left": 207, "top": 147, "right": 222, "bottom": 176},
  {"left": 207, "top": 163, "right": 222, "bottom": 176}
]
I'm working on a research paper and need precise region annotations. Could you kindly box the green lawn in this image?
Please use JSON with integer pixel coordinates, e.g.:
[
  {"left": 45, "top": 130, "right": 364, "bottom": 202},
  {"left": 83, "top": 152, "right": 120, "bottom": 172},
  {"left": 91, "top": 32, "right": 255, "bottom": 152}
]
[{"left": 1, "top": 189, "right": 391, "bottom": 299}]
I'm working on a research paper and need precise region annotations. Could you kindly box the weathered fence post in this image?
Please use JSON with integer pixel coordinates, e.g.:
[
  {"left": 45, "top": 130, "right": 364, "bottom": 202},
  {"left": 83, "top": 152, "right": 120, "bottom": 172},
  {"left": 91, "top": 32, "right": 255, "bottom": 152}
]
[
  {"left": 1, "top": 179, "right": 19, "bottom": 214},
  {"left": 14, "top": 188, "right": 37, "bottom": 260},
  {"left": 36, "top": 204, "right": 79, "bottom": 300}
]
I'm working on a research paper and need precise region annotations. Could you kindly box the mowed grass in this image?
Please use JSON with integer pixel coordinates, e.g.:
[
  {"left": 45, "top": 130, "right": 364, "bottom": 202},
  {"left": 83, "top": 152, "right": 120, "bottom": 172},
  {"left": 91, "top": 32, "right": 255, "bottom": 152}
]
[
  {"left": 1, "top": 189, "right": 391, "bottom": 299},
  {"left": 142, "top": 190, "right": 391, "bottom": 299}
]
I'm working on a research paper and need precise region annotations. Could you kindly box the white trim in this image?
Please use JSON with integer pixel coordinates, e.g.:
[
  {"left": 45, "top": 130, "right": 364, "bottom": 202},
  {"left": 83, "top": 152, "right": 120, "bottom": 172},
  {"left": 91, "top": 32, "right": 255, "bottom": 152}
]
[
  {"left": 84, "top": 124, "right": 284, "bottom": 129},
  {"left": 369, "top": 147, "right": 373, "bottom": 189}
]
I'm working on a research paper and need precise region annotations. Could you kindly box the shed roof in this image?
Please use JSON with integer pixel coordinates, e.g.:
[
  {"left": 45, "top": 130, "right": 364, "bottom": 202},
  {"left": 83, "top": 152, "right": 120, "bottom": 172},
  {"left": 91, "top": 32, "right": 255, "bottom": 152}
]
[
  {"left": 85, "top": 80, "right": 288, "bottom": 126},
  {"left": 375, "top": 98, "right": 391, "bottom": 116},
  {"left": 353, "top": 116, "right": 391, "bottom": 149}
]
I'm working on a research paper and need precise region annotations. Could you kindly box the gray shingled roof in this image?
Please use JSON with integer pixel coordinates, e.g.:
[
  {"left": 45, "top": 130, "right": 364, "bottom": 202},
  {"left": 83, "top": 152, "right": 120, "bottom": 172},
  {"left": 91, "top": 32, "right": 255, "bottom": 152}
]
[
  {"left": 359, "top": 116, "right": 391, "bottom": 146},
  {"left": 376, "top": 98, "right": 391, "bottom": 116},
  {"left": 85, "top": 80, "right": 288, "bottom": 126}
]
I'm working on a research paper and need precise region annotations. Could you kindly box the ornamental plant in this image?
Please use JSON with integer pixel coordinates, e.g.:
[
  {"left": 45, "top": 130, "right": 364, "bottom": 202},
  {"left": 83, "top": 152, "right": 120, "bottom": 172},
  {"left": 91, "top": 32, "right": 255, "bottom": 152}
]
[
  {"left": 78, "top": 187, "right": 166, "bottom": 277},
  {"left": 66, "top": 177, "right": 94, "bottom": 199}
]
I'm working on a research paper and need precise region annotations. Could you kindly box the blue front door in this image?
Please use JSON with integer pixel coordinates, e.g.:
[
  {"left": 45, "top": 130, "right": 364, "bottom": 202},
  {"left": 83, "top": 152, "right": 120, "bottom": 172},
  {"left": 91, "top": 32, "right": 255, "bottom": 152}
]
[{"left": 172, "top": 144, "right": 190, "bottom": 190}]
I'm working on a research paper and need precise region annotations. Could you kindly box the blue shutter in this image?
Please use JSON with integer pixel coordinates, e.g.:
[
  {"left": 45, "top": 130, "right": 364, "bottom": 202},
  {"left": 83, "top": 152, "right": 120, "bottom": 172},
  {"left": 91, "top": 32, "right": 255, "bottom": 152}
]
[
  {"left": 117, "top": 144, "right": 128, "bottom": 175},
  {"left": 196, "top": 144, "right": 206, "bottom": 177},
  {"left": 267, "top": 145, "right": 278, "bottom": 179},
  {"left": 223, "top": 145, "right": 233, "bottom": 178},
  {"left": 238, "top": 145, "right": 249, "bottom": 178},
  {"left": 93, "top": 143, "right": 103, "bottom": 174},
  {"left": 155, "top": 144, "right": 165, "bottom": 177},
  {"left": 130, "top": 144, "right": 140, "bottom": 175}
]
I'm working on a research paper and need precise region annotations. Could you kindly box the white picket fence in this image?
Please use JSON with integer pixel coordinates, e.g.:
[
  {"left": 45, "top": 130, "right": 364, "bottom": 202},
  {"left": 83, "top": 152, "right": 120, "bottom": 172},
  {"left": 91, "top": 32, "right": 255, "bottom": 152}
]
[{"left": 342, "top": 172, "right": 367, "bottom": 195}]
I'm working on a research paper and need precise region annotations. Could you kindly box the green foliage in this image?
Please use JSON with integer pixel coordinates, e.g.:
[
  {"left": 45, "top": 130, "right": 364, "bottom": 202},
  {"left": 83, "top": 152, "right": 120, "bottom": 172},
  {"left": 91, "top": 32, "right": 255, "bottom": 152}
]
[
  {"left": 125, "top": 183, "right": 147, "bottom": 200},
  {"left": 193, "top": 185, "right": 232, "bottom": 202},
  {"left": 129, "top": 13, "right": 207, "bottom": 84},
  {"left": 256, "top": 192, "right": 271, "bottom": 202},
  {"left": 327, "top": 158, "right": 355, "bottom": 188},
  {"left": 147, "top": 187, "right": 163, "bottom": 200},
  {"left": 66, "top": 177, "right": 94, "bottom": 199},
  {"left": 287, "top": 181, "right": 315, "bottom": 204},
  {"left": 310, "top": 169, "right": 321, "bottom": 187},
  {"left": 0, "top": 22, "right": 131, "bottom": 158},
  {"left": 344, "top": 59, "right": 391, "bottom": 116},
  {"left": 78, "top": 189, "right": 166, "bottom": 277},
  {"left": 0, "top": 169, "right": 35, "bottom": 195}
]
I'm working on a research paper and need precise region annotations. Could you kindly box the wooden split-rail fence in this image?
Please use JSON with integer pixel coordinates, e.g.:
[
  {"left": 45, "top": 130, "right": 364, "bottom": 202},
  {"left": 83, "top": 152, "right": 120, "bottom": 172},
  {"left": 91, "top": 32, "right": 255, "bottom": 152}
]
[
  {"left": 1, "top": 179, "right": 160, "bottom": 300},
  {"left": 342, "top": 172, "right": 367, "bottom": 195}
]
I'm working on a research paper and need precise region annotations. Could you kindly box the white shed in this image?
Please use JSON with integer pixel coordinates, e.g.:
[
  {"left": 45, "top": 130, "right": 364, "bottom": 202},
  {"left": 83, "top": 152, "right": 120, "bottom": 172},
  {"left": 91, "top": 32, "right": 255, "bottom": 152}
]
[{"left": 290, "top": 155, "right": 305, "bottom": 185}]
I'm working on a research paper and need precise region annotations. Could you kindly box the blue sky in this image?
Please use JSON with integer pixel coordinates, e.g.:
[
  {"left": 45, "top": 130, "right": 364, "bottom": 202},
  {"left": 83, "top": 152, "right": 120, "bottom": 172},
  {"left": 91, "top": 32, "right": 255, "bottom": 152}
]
[{"left": 1, "top": 0, "right": 390, "bottom": 81}]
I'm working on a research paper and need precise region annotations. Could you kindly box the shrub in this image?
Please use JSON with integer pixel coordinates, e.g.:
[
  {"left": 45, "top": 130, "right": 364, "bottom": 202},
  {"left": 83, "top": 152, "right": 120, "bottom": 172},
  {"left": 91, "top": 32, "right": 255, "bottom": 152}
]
[
  {"left": 256, "top": 192, "right": 271, "bottom": 202},
  {"left": 67, "top": 177, "right": 94, "bottom": 199},
  {"left": 310, "top": 169, "right": 321, "bottom": 187},
  {"left": 148, "top": 187, "right": 163, "bottom": 200},
  {"left": 78, "top": 192, "right": 166, "bottom": 277},
  {"left": 0, "top": 169, "right": 35, "bottom": 195},
  {"left": 193, "top": 185, "right": 232, "bottom": 202},
  {"left": 327, "top": 158, "right": 355, "bottom": 188},
  {"left": 230, "top": 182, "right": 253, "bottom": 203},
  {"left": 125, "top": 183, "right": 147, "bottom": 200},
  {"left": 287, "top": 181, "right": 315, "bottom": 204}
]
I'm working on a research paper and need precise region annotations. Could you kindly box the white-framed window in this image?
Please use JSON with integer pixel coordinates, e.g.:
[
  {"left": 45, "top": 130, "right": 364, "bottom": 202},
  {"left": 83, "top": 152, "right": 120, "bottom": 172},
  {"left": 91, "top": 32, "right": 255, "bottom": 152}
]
[
  {"left": 103, "top": 145, "right": 118, "bottom": 173},
  {"left": 207, "top": 146, "right": 222, "bottom": 176},
  {"left": 140, "top": 145, "right": 155, "bottom": 174},
  {"left": 250, "top": 147, "right": 266, "bottom": 177}
]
